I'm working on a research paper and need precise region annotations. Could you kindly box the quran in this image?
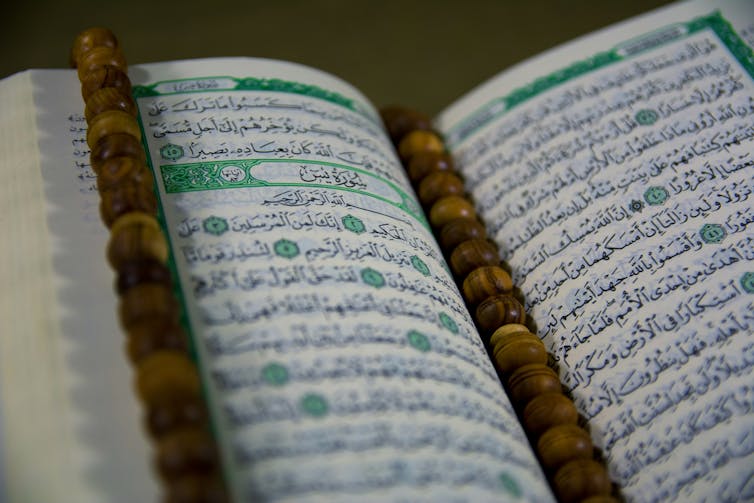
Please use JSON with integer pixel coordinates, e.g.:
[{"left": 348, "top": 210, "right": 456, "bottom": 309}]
[{"left": 1, "top": 0, "right": 753, "bottom": 501}]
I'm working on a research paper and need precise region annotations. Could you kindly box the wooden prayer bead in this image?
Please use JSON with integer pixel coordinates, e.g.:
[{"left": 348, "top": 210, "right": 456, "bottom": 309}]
[
  {"left": 407, "top": 151, "right": 454, "bottom": 184},
  {"left": 398, "top": 130, "right": 444, "bottom": 161},
  {"left": 418, "top": 171, "right": 465, "bottom": 207},
  {"left": 462, "top": 265, "right": 513, "bottom": 306},
  {"left": 522, "top": 392, "right": 579, "bottom": 436},
  {"left": 165, "top": 474, "right": 229, "bottom": 503},
  {"left": 77, "top": 45, "right": 128, "bottom": 80},
  {"left": 537, "top": 424, "right": 594, "bottom": 471},
  {"left": 491, "top": 329, "right": 548, "bottom": 373},
  {"left": 507, "top": 363, "right": 562, "bottom": 405},
  {"left": 135, "top": 350, "right": 202, "bottom": 405},
  {"left": 475, "top": 293, "right": 526, "bottom": 334},
  {"left": 156, "top": 427, "right": 218, "bottom": 481},
  {"left": 449, "top": 238, "right": 498, "bottom": 277},
  {"left": 81, "top": 65, "right": 132, "bottom": 101},
  {"left": 87, "top": 110, "right": 142, "bottom": 148},
  {"left": 145, "top": 393, "right": 207, "bottom": 440},
  {"left": 430, "top": 196, "right": 476, "bottom": 230},
  {"left": 580, "top": 496, "right": 620, "bottom": 503},
  {"left": 552, "top": 459, "right": 612, "bottom": 503},
  {"left": 379, "top": 106, "right": 432, "bottom": 144},
  {"left": 126, "top": 318, "right": 187, "bottom": 365},
  {"left": 119, "top": 283, "right": 179, "bottom": 330},
  {"left": 90, "top": 132, "right": 145, "bottom": 171},
  {"left": 84, "top": 86, "right": 137, "bottom": 122},
  {"left": 70, "top": 28, "right": 118, "bottom": 68},
  {"left": 116, "top": 258, "right": 172, "bottom": 294},
  {"left": 96, "top": 156, "right": 151, "bottom": 192},
  {"left": 100, "top": 180, "right": 158, "bottom": 227},
  {"left": 488, "top": 323, "right": 530, "bottom": 347},
  {"left": 107, "top": 211, "right": 168, "bottom": 270},
  {"left": 439, "top": 217, "right": 486, "bottom": 252}
]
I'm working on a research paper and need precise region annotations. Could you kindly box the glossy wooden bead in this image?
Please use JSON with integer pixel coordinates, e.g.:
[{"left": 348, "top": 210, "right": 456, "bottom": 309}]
[
  {"left": 418, "top": 171, "right": 465, "bottom": 207},
  {"left": 81, "top": 65, "right": 132, "bottom": 101},
  {"left": 380, "top": 106, "right": 432, "bottom": 144},
  {"left": 507, "top": 363, "right": 562, "bottom": 405},
  {"left": 156, "top": 427, "right": 218, "bottom": 481},
  {"left": 84, "top": 86, "right": 137, "bottom": 122},
  {"left": 107, "top": 211, "right": 168, "bottom": 270},
  {"left": 96, "top": 156, "right": 151, "bottom": 192},
  {"left": 407, "top": 151, "right": 454, "bottom": 184},
  {"left": 462, "top": 265, "right": 513, "bottom": 306},
  {"left": 77, "top": 46, "right": 128, "bottom": 80},
  {"left": 100, "top": 180, "right": 158, "bottom": 227},
  {"left": 87, "top": 110, "right": 142, "bottom": 148},
  {"left": 430, "top": 196, "right": 476, "bottom": 229},
  {"left": 552, "top": 459, "right": 612, "bottom": 503},
  {"left": 537, "top": 424, "right": 594, "bottom": 471},
  {"left": 398, "top": 130, "right": 444, "bottom": 161},
  {"left": 119, "top": 283, "right": 179, "bottom": 330},
  {"left": 90, "top": 132, "right": 145, "bottom": 171},
  {"left": 476, "top": 293, "right": 525, "bottom": 333},
  {"left": 126, "top": 318, "right": 187, "bottom": 365},
  {"left": 439, "top": 217, "right": 486, "bottom": 252},
  {"left": 135, "top": 350, "right": 201, "bottom": 405},
  {"left": 523, "top": 392, "right": 579, "bottom": 435},
  {"left": 116, "top": 258, "right": 172, "bottom": 294},
  {"left": 165, "top": 474, "right": 229, "bottom": 503},
  {"left": 450, "top": 238, "right": 498, "bottom": 278},
  {"left": 580, "top": 496, "right": 620, "bottom": 503},
  {"left": 492, "top": 329, "right": 548, "bottom": 373},
  {"left": 71, "top": 28, "right": 118, "bottom": 68},
  {"left": 145, "top": 393, "right": 207, "bottom": 440}
]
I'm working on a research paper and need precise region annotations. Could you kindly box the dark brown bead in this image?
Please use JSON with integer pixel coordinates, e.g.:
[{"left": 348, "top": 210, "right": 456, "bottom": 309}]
[
  {"left": 119, "top": 283, "right": 179, "bottom": 330},
  {"left": 507, "top": 363, "right": 561, "bottom": 405},
  {"left": 164, "top": 474, "right": 229, "bottom": 503},
  {"left": 81, "top": 65, "right": 132, "bottom": 101},
  {"left": 379, "top": 106, "right": 432, "bottom": 144},
  {"left": 537, "top": 424, "right": 594, "bottom": 471},
  {"left": 552, "top": 459, "right": 612, "bottom": 503},
  {"left": 100, "top": 180, "right": 158, "bottom": 227},
  {"left": 135, "top": 350, "right": 201, "bottom": 405},
  {"left": 107, "top": 212, "right": 168, "bottom": 270},
  {"left": 145, "top": 392, "right": 207, "bottom": 440},
  {"left": 156, "top": 427, "right": 218, "bottom": 481},
  {"left": 462, "top": 265, "right": 513, "bottom": 306},
  {"left": 90, "top": 132, "right": 145, "bottom": 172},
  {"left": 407, "top": 151, "right": 454, "bottom": 183},
  {"left": 116, "top": 258, "right": 172, "bottom": 294},
  {"left": 96, "top": 156, "right": 152, "bottom": 192},
  {"left": 430, "top": 196, "right": 476, "bottom": 230},
  {"left": 77, "top": 46, "right": 128, "bottom": 80},
  {"left": 490, "top": 325, "right": 548, "bottom": 373},
  {"left": 398, "top": 130, "right": 444, "bottom": 162},
  {"left": 127, "top": 318, "right": 187, "bottom": 365},
  {"left": 523, "top": 392, "right": 579, "bottom": 436},
  {"left": 580, "top": 497, "right": 620, "bottom": 503},
  {"left": 70, "top": 28, "right": 118, "bottom": 68},
  {"left": 449, "top": 238, "right": 498, "bottom": 278},
  {"left": 417, "top": 171, "right": 465, "bottom": 207},
  {"left": 475, "top": 293, "right": 525, "bottom": 334},
  {"left": 84, "top": 86, "right": 137, "bottom": 122},
  {"left": 439, "top": 218, "right": 486, "bottom": 252},
  {"left": 87, "top": 110, "right": 142, "bottom": 148}
]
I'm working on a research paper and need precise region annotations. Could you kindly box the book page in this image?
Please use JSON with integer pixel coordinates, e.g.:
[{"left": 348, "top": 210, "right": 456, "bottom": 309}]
[{"left": 437, "top": 0, "right": 754, "bottom": 501}]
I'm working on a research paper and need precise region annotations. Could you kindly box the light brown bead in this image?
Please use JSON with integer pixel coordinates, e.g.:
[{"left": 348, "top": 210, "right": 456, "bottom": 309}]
[
  {"left": 165, "top": 473, "right": 229, "bottom": 503},
  {"left": 462, "top": 266, "right": 513, "bottom": 306},
  {"left": 87, "top": 110, "right": 142, "bottom": 148},
  {"left": 380, "top": 106, "right": 432, "bottom": 144},
  {"left": 70, "top": 28, "right": 118, "bottom": 68},
  {"left": 537, "top": 424, "right": 594, "bottom": 471},
  {"left": 90, "top": 132, "right": 145, "bottom": 171},
  {"left": 475, "top": 293, "right": 526, "bottom": 334},
  {"left": 398, "top": 130, "right": 444, "bottom": 161},
  {"left": 507, "top": 363, "right": 561, "bottom": 405},
  {"left": 417, "top": 171, "right": 465, "bottom": 207},
  {"left": 107, "top": 211, "right": 168, "bottom": 270},
  {"left": 116, "top": 258, "right": 172, "bottom": 294},
  {"left": 492, "top": 329, "right": 548, "bottom": 373},
  {"left": 145, "top": 392, "right": 207, "bottom": 440},
  {"left": 119, "top": 283, "right": 179, "bottom": 330},
  {"left": 439, "top": 218, "right": 486, "bottom": 252},
  {"left": 126, "top": 318, "right": 187, "bottom": 365},
  {"left": 156, "top": 427, "right": 218, "bottom": 481},
  {"left": 523, "top": 392, "right": 579, "bottom": 436},
  {"left": 135, "top": 350, "right": 201, "bottom": 405},
  {"left": 580, "top": 496, "right": 620, "bottom": 503},
  {"left": 85, "top": 87, "right": 137, "bottom": 122},
  {"left": 100, "top": 180, "right": 158, "bottom": 227},
  {"left": 96, "top": 156, "right": 151, "bottom": 192},
  {"left": 407, "top": 152, "right": 454, "bottom": 184},
  {"left": 81, "top": 65, "right": 132, "bottom": 101},
  {"left": 77, "top": 46, "right": 128, "bottom": 80},
  {"left": 552, "top": 459, "right": 612, "bottom": 503},
  {"left": 449, "top": 238, "right": 498, "bottom": 278}
]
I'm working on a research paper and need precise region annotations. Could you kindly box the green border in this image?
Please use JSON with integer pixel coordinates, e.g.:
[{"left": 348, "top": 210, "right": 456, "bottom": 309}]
[
  {"left": 446, "top": 11, "right": 754, "bottom": 146},
  {"left": 159, "top": 159, "right": 428, "bottom": 228}
]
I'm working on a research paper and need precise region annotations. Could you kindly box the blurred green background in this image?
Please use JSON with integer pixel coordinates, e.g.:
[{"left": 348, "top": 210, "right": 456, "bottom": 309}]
[{"left": 1, "top": 0, "right": 671, "bottom": 116}]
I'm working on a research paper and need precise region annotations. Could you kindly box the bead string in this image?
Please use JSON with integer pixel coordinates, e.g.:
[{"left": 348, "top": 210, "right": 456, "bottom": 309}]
[
  {"left": 70, "top": 28, "right": 229, "bottom": 503},
  {"left": 380, "top": 107, "right": 620, "bottom": 503}
]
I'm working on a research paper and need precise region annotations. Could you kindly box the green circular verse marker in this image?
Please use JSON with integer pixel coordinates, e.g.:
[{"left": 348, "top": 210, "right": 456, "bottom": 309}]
[
  {"left": 261, "top": 363, "right": 289, "bottom": 386},
  {"left": 741, "top": 272, "right": 754, "bottom": 294},
  {"left": 699, "top": 223, "right": 726, "bottom": 244},
  {"left": 274, "top": 238, "right": 300, "bottom": 259},
  {"left": 635, "top": 108, "right": 659, "bottom": 126},
  {"left": 202, "top": 215, "right": 229, "bottom": 236},
  {"left": 643, "top": 186, "right": 668, "bottom": 206},
  {"left": 499, "top": 472, "right": 521, "bottom": 498},
  {"left": 160, "top": 143, "right": 184, "bottom": 161},
  {"left": 342, "top": 214, "right": 366, "bottom": 234},
  {"left": 407, "top": 330, "right": 431, "bottom": 352},
  {"left": 439, "top": 312, "right": 459, "bottom": 334},
  {"left": 361, "top": 267, "right": 385, "bottom": 288},
  {"left": 411, "top": 255, "right": 430, "bottom": 276},
  {"left": 300, "top": 393, "right": 328, "bottom": 417}
]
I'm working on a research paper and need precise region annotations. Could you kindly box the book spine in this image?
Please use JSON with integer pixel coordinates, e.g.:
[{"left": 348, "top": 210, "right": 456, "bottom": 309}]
[{"left": 381, "top": 106, "right": 618, "bottom": 503}]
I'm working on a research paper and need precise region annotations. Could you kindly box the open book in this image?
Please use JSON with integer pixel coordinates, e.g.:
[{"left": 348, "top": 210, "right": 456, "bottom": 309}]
[{"left": 1, "top": 0, "right": 753, "bottom": 501}]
